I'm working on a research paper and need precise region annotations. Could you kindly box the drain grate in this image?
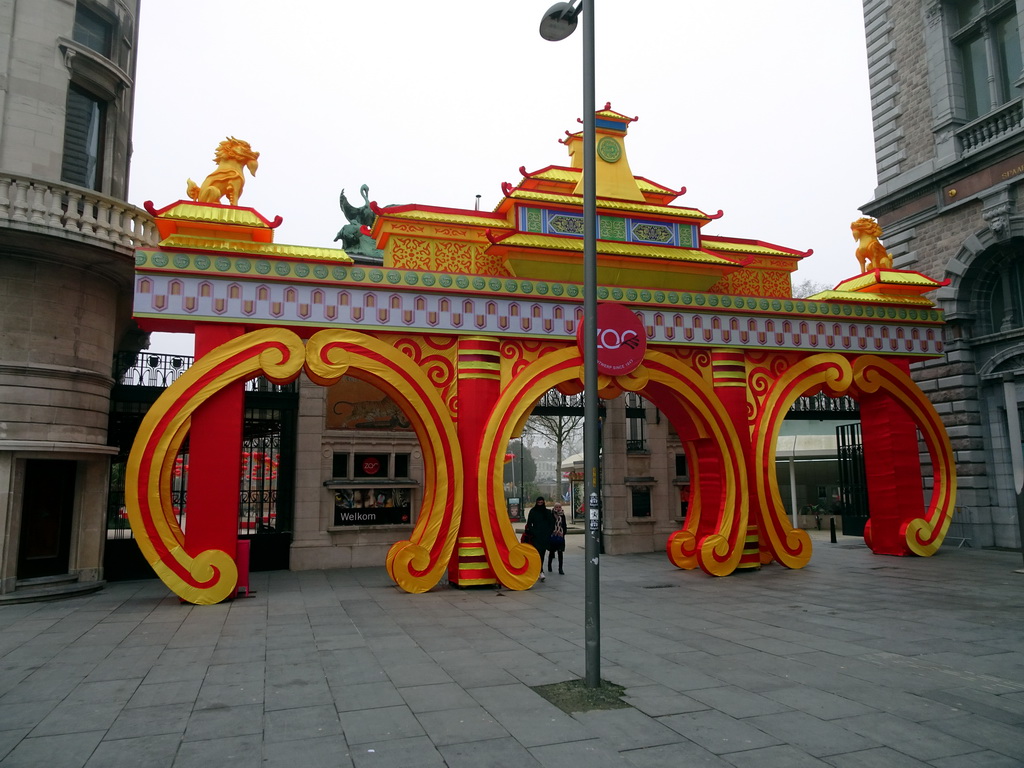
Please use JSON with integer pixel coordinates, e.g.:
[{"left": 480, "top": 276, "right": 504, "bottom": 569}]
[{"left": 642, "top": 584, "right": 676, "bottom": 589}]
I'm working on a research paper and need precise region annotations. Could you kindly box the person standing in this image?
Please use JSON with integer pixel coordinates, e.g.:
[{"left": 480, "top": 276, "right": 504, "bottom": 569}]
[
  {"left": 525, "top": 496, "right": 555, "bottom": 582},
  {"left": 548, "top": 504, "right": 567, "bottom": 574}
]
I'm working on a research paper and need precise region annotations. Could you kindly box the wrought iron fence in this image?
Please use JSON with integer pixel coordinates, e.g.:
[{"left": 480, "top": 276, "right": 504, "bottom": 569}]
[
  {"left": 790, "top": 392, "right": 859, "bottom": 415},
  {"left": 114, "top": 351, "right": 297, "bottom": 392}
]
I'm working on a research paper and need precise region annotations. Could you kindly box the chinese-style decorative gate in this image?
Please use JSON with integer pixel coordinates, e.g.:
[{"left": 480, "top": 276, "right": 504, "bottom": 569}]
[{"left": 128, "top": 108, "right": 955, "bottom": 603}]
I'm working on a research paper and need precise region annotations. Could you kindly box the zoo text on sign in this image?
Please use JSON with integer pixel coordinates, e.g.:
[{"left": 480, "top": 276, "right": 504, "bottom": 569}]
[{"left": 576, "top": 302, "right": 648, "bottom": 376}]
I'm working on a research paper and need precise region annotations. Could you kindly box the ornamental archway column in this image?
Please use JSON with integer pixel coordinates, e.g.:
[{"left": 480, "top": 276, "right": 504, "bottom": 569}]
[
  {"left": 184, "top": 323, "right": 246, "bottom": 567},
  {"left": 710, "top": 349, "right": 763, "bottom": 569},
  {"left": 448, "top": 337, "right": 502, "bottom": 587},
  {"left": 858, "top": 358, "right": 923, "bottom": 556}
]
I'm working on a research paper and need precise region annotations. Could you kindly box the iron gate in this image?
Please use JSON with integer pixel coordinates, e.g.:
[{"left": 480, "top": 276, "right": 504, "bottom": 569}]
[{"left": 836, "top": 422, "right": 869, "bottom": 536}]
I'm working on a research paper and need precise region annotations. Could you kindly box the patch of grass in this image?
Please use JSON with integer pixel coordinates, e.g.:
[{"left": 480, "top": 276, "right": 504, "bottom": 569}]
[{"left": 531, "top": 678, "right": 630, "bottom": 714}]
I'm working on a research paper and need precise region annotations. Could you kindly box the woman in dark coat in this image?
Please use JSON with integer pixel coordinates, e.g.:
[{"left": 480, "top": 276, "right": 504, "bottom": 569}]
[
  {"left": 525, "top": 496, "right": 555, "bottom": 582},
  {"left": 548, "top": 504, "right": 567, "bottom": 574}
]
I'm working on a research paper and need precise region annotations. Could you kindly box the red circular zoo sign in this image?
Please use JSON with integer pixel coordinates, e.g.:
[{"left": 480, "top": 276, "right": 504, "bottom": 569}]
[
  {"left": 362, "top": 457, "right": 381, "bottom": 475},
  {"left": 576, "top": 303, "right": 647, "bottom": 376}
]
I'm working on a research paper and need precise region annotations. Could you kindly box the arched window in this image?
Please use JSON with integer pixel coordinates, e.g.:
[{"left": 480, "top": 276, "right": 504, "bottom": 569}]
[{"left": 975, "top": 243, "right": 1024, "bottom": 334}]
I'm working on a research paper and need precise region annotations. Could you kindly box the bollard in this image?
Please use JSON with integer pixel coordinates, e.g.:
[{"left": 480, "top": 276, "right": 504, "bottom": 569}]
[{"left": 829, "top": 517, "right": 837, "bottom": 543}]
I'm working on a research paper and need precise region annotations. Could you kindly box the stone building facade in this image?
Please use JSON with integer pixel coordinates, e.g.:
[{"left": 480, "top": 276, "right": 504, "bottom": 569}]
[
  {"left": 0, "top": 0, "right": 154, "bottom": 600},
  {"left": 862, "top": 0, "right": 1024, "bottom": 547}
]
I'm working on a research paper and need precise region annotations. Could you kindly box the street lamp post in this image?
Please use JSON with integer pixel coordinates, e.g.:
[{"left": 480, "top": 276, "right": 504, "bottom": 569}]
[{"left": 540, "top": 0, "right": 601, "bottom": 688}]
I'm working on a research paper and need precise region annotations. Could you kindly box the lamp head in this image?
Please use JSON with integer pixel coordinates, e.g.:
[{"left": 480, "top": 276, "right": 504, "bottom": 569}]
[{"left": 539, "top": 1, "right": 580, "bottom": 41}]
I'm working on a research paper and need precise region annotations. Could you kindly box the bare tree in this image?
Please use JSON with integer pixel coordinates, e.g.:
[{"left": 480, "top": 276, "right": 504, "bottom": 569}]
[
  {"left": 792, "top": 279, "right": 831, "bottom": 298},
  {"left": 523, "top": 390, "right": 584, "bottom": 503}
]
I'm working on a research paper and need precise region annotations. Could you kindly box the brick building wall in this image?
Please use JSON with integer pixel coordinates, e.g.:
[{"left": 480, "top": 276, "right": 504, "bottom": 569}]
[{"left": 861, "top": 0, "right": 1024, "bottom": 548}]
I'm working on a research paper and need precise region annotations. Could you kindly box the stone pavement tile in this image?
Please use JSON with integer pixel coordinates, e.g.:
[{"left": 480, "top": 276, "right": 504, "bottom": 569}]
[
  {"left": 382, "top": 662, "right": 455, "bottom": 688},
  {"left": 210, "top": 644, "right": 265, "bottom": 665},
  {"left": 745, "top": 711, "right": 878, "bottom": 758},
  {"left": 84, "top": 646, "right": 162, "bottom": 682},
  {"left": 838, "top": 712, "right": 977, "bottom": 762},
  {"left": 0, "top": 666, "right": 90, "bottom": 704},
  {"left": 921, "top": 712, "right": 1024, "bottom": 760},
  {"left": 0, "top": 729, "right": 28, "bottom": 763},
  {"left": 598, "top": 664, "right": 663, "bottom": 690},
  {"left": 314, "top": 633, "right": 371, "bottom": 652},
  {"left": 183, "top": 702, "right": 263, "bottom": 742},
  {"left": 0, "top": 730, "right": 104, "bottom": 768},
  {"left": 438, "top": 735, "right": 542, "bottom": 767},
  {"left": 172, "top": 733, "right": 262, "bottom": 768},
  {"left": 930, "top": 750, "right": 1024, "bottom": 767},
  {"left": 201, "top": 661, "right": 264, "bottom": 686},
  {"left": 414, "top": 705, "right": 510, "bottom": 746},
  {"left": 142, "top": 659, "right": 207, "bottom": 688},
  {"left": 334, "top": 681, "right": 404, "bottom": 712},
  {"left": 920, "top": 687, "right": 1024, "bottom": 725},
  {"left": 821, "top": 746, "right": 934, "bottom": 767},
  {"left": 29, "top": 701, "right": 124, "bottom": 736},
  {"left": 155, "top": 645, "right": 215, "bottom": 668},
  {"left": 572, "top": 707, "right": 687, "bottom": 751},
  {"left": 82, "top": 732, "right": 181, "bottom": 768},
  {"left": 0, "top": 699, "right": 57, "bottom": 730},
  {"left": 483, "top": 649, "right": 567, "bottom": 687},
  {"left": 338, "top": 704, "right": 425, "bottom": 745},
  {"left": 264, "top": 703, "right": 342, "bottom": 743},
  {"left": 529, "top": 738, "right": 628, "bottom": 768},
  {"left": 441, "top": 661, "right": 518, "bottom": 689},
  {"left": 321, "top": 649, "right": 389, "bottom": 687},
  {"left": 263, "top": 734, "right": 353, "bottom": 768},
  {"left": 0, "top": 665, "right": 34, "bottom": 698},
  {"left": 687, "top": 686, "right": 793, "bottom": 719},
  {"left": 621, "top": 740, "right": 732, "bottom": 767},
  {"left": 827, "top": 681, "right": 965, "bottom": 722},
  {"left": 633, "top": 662, "right": 726, "bottom": 694},
  {"left": 702, "top": 660, "right": 794, "bottom": 693},
  {"left": 194, "top": 679, "right": 265, "bottom": 710},
  {"left": 622, "top": 684, "right": 708, "bottom": 717},
  {"left": 398, "top": 682, "right": 478, "bottom": 713},
  {"left": 105, "top": 701, "right": 191, "bottom": 739},
  {"left": 266, "top": 678, "right": 334, "bottom": 710},
  {"left": 372, "top": 647, "right": 433, "bottom": 667},
  {"left": 724, "top": 744, "right": 834, "bottom": 767},
  {"left": 126, "top": 678, "right": 201, "bottom": 708},
  {"left": 760, "top": 686, "right": 876, "bottom": 720},
  {"left": 349, "top": 735, "right": 447, "bottom": 768},
  {"left": 468, "top": 683, "right": 580, "bottom": 749},
  {"left": 65, "top": 677, "right": 141, "bottom": 705},
  {"left": 658, "top": 710, "right": 781, "bottom": 755}
]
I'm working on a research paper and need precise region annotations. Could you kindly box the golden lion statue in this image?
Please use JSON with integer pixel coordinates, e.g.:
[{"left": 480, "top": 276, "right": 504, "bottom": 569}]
[
  {"left": 186, "top": 137, "right": 260, "bottom": 205},
  {"left": 851, "top": 217, "right": 893, "bottom": 273}
]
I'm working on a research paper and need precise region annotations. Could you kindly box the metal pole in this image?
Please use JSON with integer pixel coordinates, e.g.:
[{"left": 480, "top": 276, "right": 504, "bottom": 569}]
[{"left": 581, "top": 0, "right": 601, "bottom": 689}]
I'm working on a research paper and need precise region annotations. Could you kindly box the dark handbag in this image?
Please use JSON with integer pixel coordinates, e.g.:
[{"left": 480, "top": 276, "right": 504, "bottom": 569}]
[
  {"left": 549, "top": 534, "right": 565, "bottom": 547},
  {"left": 520, "top": 529, "right": 533, "bottom": 544}
]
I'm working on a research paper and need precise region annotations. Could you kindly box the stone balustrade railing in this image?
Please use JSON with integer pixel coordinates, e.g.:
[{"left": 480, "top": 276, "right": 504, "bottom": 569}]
[
  {"left": 0, "top": 174, "right": 158, "bottom": 253},
  {"left": 957, "top": 99, "right": 1024, "bottom": 156}
]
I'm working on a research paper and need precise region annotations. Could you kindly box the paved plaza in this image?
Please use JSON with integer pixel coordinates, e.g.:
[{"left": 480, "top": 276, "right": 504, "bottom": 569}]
[{"left": 1, "top": 531, "right": 1023, "bottom": 768}]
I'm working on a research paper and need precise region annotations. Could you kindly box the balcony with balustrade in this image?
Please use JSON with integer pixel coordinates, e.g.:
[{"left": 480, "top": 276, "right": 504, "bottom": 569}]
[{"left": 0, "top": 173, "right": 158, "bottom": 255}]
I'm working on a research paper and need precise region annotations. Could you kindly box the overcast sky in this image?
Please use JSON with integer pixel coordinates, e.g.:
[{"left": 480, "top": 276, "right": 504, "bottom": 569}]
[{"left": 132, "top": 0, "right": 877, "bottom": 354}]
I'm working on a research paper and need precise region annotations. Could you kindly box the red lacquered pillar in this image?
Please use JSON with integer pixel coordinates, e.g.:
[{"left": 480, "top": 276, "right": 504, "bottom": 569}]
[
  {"left": 859, "top": 364, "right": 922, "bottom": 556},
  {"left": 185, "top": 324, "right": 245, "bottom": 569},
  {"left": 711, "top": 350, "right": 762, "bottom": 569},
  {"left": 448, "top": 337, "right": 501, "bottom": 587}
]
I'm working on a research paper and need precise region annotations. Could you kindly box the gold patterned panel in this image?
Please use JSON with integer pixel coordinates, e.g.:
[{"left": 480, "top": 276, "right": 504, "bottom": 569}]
[
  {"left": 434, "top": 241, "right": 479, "bottom": 274},
  {"left": 390, "top": 237, "right": 432, "bottom": 270},
  {"left": 383, "top": 333, "right": 460, "bottom": 416}
]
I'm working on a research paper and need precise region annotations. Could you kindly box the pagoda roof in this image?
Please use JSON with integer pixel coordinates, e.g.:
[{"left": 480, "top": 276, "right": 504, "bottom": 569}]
[
  {"left": 496, "top": 189, "right": 716, "bottom": 223},
  {"left": 156, "top": 235, "right": 353, "bottom": 262},
  {"left": 699, "top": 235, "right": 811, "bottom": 260},
  {"left": 370, "top": 202, "right": 511, "bottom": 230},
  {"left": 486, "top": 231, "right": 746, "bottom": 268}
]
